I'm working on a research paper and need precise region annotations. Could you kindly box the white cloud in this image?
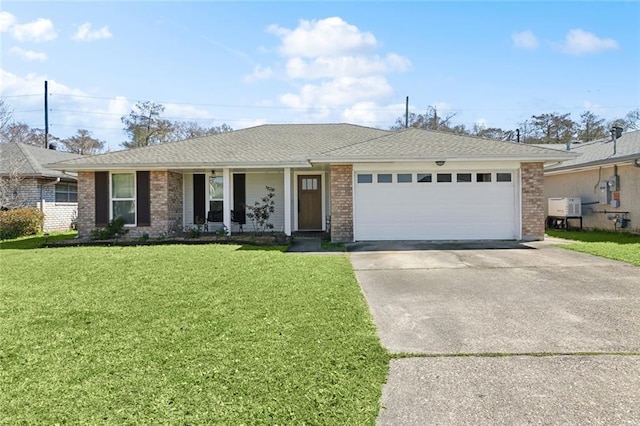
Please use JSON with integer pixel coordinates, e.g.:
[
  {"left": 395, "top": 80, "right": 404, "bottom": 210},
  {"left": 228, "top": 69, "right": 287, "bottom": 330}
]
[
  {"left": 558, "top": 29, "right": 618, "bottom": 55},
  {"left": 342, "top": 102, "right": 406, "bottom": 127},
  {"left": 244, "top": 65, "right": 273, "bottom": 83},
  {"left": 268, "top": 17, "right": 377, "bottom": 58},
  {"left": 0, "top": 68, "right": 127, "bottom": 150},
  {"left": 9, "top": 46, "right": 46, "bottom": 61},
  {"left": 286, "top": 53, "right": 411, "bottom": 79},
  {"left": 107, "top": 96, "right": 131, "bottom": 117},
  {"left": 280, "top": 76, "right": 393, "bottom": 110},
  {"left": 1, "top": 12, "right": 57, "bottom": 42},
  {"left": 72, "top": 22, "right": 112, "bottom": 41},
  {"left": 257, "top": 16, "right": 410, "bottom": 125},
  {"left": 512, "top": 30, "right": 538, "bottom": 50},
  {"left": 0, "top": 11, "right": 17, "bottom": 32}
]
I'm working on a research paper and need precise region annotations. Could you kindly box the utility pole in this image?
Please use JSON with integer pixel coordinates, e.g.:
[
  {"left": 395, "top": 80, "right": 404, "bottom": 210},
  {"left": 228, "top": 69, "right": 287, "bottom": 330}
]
[
  {"left": 405, "top": 96, "right": 409, "bottom": 128},
  {"left": 44, "top": 80, "right": 49, "bottom": 149}
]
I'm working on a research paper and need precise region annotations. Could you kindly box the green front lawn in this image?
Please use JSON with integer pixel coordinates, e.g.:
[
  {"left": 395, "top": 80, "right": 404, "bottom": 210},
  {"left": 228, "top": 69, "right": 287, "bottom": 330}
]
[
  {"left": 0, "top": 245, "right": 389, "bottom": 424},
  {"left": 546, "top": 229, "right": 640, "bottom": 266},
  {"left": 0, "top": 230, "right": 77, "bottom": 249}
]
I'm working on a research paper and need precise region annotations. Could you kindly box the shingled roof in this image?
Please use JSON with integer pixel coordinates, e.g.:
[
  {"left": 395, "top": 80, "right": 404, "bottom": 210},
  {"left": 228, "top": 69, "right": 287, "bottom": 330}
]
[
  {"left": 310, "top": 128, "right": 576, "bottom": 162},
  {"left": 544, "top": 130, "right": 640, "bottom": 172},
  {"left": 0, "top": 142, "right": 82, "bottom": 179},
  {"left": 50, "top": 124, "right": 576, "bottom": 171},
  {"left": 50, "top": 124, "right": 389, "bottom": 170}
]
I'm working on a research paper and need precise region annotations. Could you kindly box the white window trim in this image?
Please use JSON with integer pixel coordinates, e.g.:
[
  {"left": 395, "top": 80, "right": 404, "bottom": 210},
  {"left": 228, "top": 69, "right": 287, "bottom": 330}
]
[{"left": 110, "top": 171, "right": 136, "bottom": 226}]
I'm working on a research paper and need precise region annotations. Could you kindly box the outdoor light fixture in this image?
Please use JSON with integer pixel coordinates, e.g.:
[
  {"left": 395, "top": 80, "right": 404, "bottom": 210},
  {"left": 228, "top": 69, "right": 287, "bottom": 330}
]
[
  {"left": 211, "top": 170, "right": 216, "bottom": 176},
  {"left": 435, "top": 160, "right": 446, "bottom": 166}
]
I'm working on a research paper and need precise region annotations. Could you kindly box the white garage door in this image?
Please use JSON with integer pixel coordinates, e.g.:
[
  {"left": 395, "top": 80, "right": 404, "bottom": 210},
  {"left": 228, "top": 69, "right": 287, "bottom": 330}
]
[{"left": 354, "top": 170, "right": 518, "bottom": 241}]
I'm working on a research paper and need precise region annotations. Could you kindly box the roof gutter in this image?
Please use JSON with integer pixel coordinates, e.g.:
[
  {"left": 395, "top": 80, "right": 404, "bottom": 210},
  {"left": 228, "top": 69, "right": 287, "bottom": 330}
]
[
  {"left": 308, "top": 154, "right": 578, "bottom": 164},
  {"left": 545, "top": 154, "right": 640, "bottom": 174},
  {"left": 49, "top": 161, "right": 313, "bottom": 172}
]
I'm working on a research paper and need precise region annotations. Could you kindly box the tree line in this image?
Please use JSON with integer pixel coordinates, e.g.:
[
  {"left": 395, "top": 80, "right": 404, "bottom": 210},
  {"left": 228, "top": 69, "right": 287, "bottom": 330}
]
[
  {"left": 390, "top": 107, "right": 639, "bottom": 143},
  {"left": 1, "top": 97, "right": 638, "bottom": 154},
  {"left": 0, "top": 99, "right": 232, "bottom": 154}
]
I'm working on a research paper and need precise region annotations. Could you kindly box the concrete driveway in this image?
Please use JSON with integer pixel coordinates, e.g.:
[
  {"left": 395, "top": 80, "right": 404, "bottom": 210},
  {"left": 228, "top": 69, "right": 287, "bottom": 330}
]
[{"left": 348, "top": 241, "right": 640, "bottom": 425}]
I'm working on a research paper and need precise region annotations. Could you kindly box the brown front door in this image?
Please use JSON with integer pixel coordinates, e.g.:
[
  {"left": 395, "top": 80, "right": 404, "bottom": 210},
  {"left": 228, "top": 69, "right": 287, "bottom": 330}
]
[{"left": 298, "top": 175, "right": 322, "bottom": 229}]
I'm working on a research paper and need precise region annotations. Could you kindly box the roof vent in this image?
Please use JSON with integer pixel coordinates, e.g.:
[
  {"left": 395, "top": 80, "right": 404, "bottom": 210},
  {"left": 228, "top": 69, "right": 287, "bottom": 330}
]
[{"left": 611, "top": 126, "right": 623, "bottom": 139}]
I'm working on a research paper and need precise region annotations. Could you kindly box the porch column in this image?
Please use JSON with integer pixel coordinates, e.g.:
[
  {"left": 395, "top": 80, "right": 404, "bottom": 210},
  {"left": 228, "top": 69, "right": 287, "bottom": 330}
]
[
  {"left": 223, "top": 168, "right": 231, "bottom": 232},
  {"left": 284, "top": 168, "right": 292, "bottom": 236}
]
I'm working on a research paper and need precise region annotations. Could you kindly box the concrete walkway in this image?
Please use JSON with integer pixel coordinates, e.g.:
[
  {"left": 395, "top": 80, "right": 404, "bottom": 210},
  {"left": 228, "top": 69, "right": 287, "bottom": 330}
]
[
  {"left": 286, "top": 237, "right": 322, "bottom": 253},
  {"left": 347, "top": 241, "right": 640, "bottom": 425}
]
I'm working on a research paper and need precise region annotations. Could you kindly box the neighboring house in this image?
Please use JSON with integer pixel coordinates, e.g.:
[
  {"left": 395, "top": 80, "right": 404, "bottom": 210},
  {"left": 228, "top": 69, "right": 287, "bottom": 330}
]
[
  {"left": 0, "top": 142, "right": 82, "bottom": 232},
  {"left": 543, "top": 130, "right": 640, "bottom": 234},
  {"left": 50, "top": 124, "right": 575, "bottom": 242}
]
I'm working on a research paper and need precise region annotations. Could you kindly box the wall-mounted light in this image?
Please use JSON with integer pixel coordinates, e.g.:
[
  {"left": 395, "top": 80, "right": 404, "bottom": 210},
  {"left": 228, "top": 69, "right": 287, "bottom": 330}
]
[
  {"left": 435, "top": 160, "right": 446, "bottom": 166},
  {"left": 211, "top": 170, "right": 216, "bottom": 176}
]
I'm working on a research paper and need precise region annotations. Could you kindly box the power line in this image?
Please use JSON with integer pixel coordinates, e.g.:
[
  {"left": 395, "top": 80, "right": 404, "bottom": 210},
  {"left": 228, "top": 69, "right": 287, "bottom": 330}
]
[
  {"left": 0, "top": 93, "right": 41, "bottom": 98},
  {"left": 46, "top": 93, "right": 640, "bottom": 113}
]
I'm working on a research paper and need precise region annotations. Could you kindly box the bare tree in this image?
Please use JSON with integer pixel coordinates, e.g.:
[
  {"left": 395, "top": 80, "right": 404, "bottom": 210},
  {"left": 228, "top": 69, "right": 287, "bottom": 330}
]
[
  {"left": 169, "top": 121, "right": 233, "bottom": 142},
  {"left": 0, "top": 98, "right": 12, "bottom": 132},
  {"left": 121, "top": 101, "right": 174, "bottom": 149},
  {"left": 530, "top": 112, "right": 576, "bottom": 143},
  {"left": 60, "top": 129, "right": 105, "bottom": 155},
  {"left": 624, "top": 108, "right": 640, "bottom": 130},
  {"left": 390, "top": 106, "right": 459, "bottom": 132},
  {"left": 577, "top": 111, "right": 607, "bottom": 142},
  {"left": 0, "top": 155, "right": 28, "bottom": 208},
  {"left": 0, "top": 122, "right": 56, "bottom": 147}
]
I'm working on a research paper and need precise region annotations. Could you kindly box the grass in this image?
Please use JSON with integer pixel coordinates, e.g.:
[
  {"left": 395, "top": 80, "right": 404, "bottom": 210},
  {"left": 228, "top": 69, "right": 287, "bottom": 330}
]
[
  {"left": 0, "top": 230, "right": 77, "bottom": 249},
  {"left": 546, "top": 229, "right": 640, "bottom": 266},
  {"left": 320, "top": 239, "right": 346, "bottom": 252},
  {"left": 0, "top": 244, "right": 389, "bottom": 424}
]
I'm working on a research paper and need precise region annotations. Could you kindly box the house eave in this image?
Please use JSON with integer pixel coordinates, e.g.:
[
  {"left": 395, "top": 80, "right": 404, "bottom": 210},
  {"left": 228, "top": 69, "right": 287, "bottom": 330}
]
[
  {"left": 544, "top": 155, "right": 640, "bottom": 175},
  {"left": 49, "top": 160, "right": 312, "bottom": 172},
  {"left": 309, "top": 154, "right": 578, "bottom": 164}
]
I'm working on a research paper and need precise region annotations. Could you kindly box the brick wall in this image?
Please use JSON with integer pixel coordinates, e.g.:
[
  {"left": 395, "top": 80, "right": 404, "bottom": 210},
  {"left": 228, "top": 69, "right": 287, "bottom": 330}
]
[
  {"left": 330, "top": 164, "right": 353, "bottom": 242},
  {"left": 39, "top": 201, "right": 77, "bottom": 232},
  {"left": 136, "top": 171, "right": 183, "bottom": 237},
  {"left": 76, "top": 171, "right": 95, "bottom": 237},
  {"left": 167, "top": 171, "right": 184, "bottom": 235},
  {"left": 76, "top": 170, "right": 184, "bottom": 238},
  {"left": 521, "top": 162, "right": 545, "bottom": 240}
]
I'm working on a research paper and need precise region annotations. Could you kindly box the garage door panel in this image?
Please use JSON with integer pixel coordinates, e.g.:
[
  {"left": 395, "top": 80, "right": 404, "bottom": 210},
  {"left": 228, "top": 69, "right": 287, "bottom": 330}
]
[{"left": 354, "top": 172, "right": 517, "bottom": 241}]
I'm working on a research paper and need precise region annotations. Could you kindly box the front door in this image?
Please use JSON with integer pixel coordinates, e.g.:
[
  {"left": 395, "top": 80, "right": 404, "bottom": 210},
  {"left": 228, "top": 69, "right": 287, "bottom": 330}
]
[{"left": 298, "top": 175, "right": 322, "bottom": 230}]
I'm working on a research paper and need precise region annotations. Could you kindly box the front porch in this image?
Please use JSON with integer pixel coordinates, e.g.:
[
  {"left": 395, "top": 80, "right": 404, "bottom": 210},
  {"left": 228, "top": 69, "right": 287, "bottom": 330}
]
[{"left": 182, "top": 168, "right": 331, "bottom": 237}]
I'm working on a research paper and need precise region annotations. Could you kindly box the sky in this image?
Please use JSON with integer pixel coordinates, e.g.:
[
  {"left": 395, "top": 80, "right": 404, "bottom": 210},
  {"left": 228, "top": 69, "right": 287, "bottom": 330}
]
[{"left": 1, "top": 1, "right": 639, "bottom": 151}]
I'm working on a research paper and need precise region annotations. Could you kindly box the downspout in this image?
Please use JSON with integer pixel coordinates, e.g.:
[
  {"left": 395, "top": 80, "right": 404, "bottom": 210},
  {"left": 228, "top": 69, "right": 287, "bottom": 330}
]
[{"left": 40, "top": 177, "right": 60, "bottom": 231}]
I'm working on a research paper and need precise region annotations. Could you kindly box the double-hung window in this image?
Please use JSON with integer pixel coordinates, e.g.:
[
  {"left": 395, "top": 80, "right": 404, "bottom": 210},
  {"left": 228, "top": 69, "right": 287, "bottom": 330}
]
[{"left": 112, "top": 173, "right": 136, "bottom": 225}]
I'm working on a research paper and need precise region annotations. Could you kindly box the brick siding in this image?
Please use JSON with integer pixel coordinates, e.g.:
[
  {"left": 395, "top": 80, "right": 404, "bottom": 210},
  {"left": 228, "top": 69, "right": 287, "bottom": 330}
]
[
  {"left": 76, "top": 172, "right": 95, "bottom": 237},
  {"left": 521, "top": 162, "right": 545, "bottom": 240},
  {"left": 330, "top": 164, "right": 354, "bottom": 242},
  {"left": 76, "top": 171, "right": 184, "bottom": 238}
]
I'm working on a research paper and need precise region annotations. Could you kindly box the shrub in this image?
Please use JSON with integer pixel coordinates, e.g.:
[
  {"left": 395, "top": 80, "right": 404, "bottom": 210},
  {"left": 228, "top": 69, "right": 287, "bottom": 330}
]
[
  {"left": 90, "top": 216, "right": 129, "bottom": 240},
  {"left": 0, "top": 207, "right": 44, "bottom": 240},
  {"left": 246, "top": 186, "right": 276, "bottom": 234},
  {"left": 185, "top": 226, "right": 202, "bottom": 239}
]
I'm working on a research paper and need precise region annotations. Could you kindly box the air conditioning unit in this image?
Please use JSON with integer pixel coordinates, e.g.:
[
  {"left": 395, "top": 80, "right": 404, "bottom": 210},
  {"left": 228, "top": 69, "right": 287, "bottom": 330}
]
[{"left": 548, "top": 197, "right": 581, "bottom": 217}]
